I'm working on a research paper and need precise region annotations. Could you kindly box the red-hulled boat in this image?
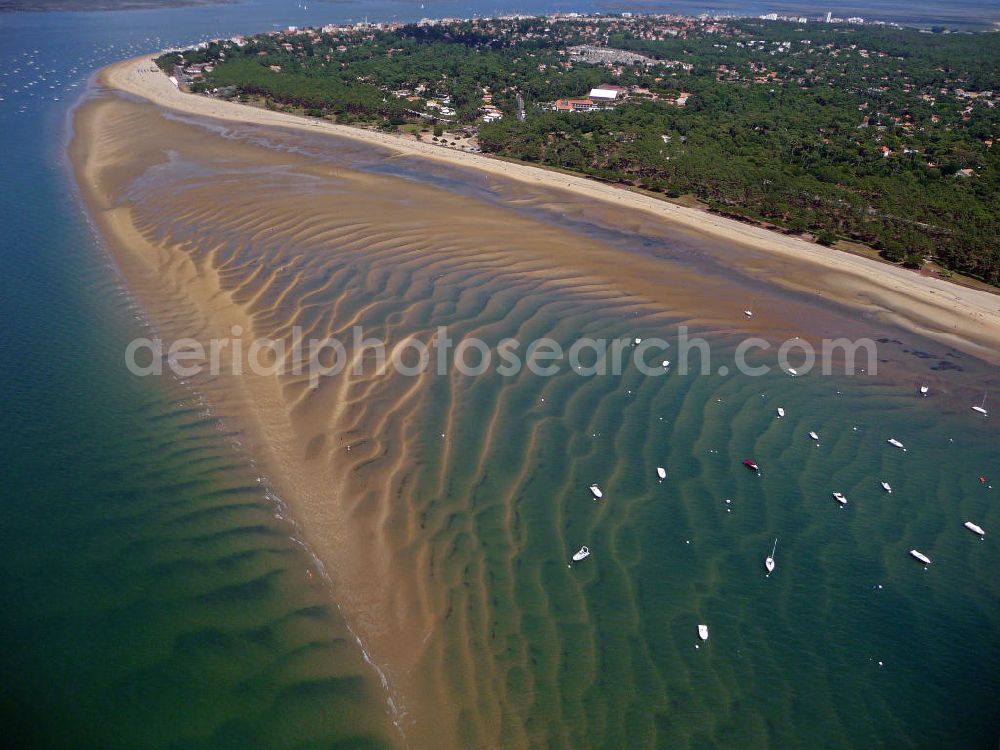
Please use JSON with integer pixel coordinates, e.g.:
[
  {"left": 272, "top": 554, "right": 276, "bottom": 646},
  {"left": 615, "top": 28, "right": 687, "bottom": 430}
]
[{"left": 743, "top": 459, "right": 759, "bottom": 472}]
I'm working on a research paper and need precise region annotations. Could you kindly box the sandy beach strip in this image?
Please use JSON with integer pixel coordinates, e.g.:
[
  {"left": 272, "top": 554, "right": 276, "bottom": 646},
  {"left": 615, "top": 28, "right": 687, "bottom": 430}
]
[{"left": 99, "top": 54, "right": 1000, "bottom": 363}]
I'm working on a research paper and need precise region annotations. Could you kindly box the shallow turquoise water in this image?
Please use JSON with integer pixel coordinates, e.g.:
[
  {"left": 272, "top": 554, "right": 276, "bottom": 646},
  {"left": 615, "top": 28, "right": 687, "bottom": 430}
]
[{"left": 117, "top": 103, "right": 1000, "bottom": 746}]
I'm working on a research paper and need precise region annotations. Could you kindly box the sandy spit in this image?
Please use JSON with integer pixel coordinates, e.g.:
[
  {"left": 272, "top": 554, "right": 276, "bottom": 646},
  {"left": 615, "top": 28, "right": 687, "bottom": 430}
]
[{"left": 100, "top": 54, "right": 1000, "bottom": 363}]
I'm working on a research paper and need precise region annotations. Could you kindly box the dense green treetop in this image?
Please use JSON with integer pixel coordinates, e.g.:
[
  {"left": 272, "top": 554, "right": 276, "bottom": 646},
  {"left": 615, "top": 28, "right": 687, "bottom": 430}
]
[{"left": 159, "top": 16, "right": 1000, "bottom": 284}]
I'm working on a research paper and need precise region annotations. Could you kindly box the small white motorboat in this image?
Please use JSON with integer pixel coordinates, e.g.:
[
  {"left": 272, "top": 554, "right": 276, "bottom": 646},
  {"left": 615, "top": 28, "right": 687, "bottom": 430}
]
[
  {"left": 887, "top": 438, "right": 905, "bottom": 450},
  {"left": 744, "top": 309, "right": 753, "bottom": 318},
  {"left": 832, "top": 491, "right": 847, "bottom": 505},
  {"left": 964, "top": 521, "right": 985, "bottom": 537},
  {"left": 656, "top": 467, "right": 667, "bottom": 481},
  {"left": 633, "top": 337, "right": 642, "bottom": 346},
  {"left": 589, "top": 484, "right": 603, "bottom": 500},
  {"left": 909, "top": 549, "right": 931, "bottom": 565},
  {"left": 919, "top": 385, "right": 929, "bottom": 396},
  {"left": 777, "top": 407, "right": 785, "bottom": 418},
  {"left": 809, "top": 431, "right": 820, "bottom": 441},
  {"left": 698, "top": 624, "right": 709, "bottom": 641},
  {"left": 661, "top": 360, "right": 670, "bottom": 368},
  {"left": 972, "top": 391, "right": 988, "bottom": 416},
  {"left": 881, "top": 481, "right": 892, "bottom": 493},
  {"left": 788, "top": 367, "right": 799, "bottom": 376},
  {"left": 572, "top": 546, "right": 590, "bottom": 562},
  {"left": 764, "top": 538, "right": 777, "bottom": 575}
]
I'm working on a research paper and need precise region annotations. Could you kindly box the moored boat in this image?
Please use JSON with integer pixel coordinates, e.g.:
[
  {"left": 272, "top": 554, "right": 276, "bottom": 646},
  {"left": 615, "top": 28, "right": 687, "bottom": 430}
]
[
  {"left": 964, "top": 521, "right": 985, "bottom": 537},
  {"left": 809, "top": 431, "right": 820, "bottom": 441},
  {"left": 832, "top": 491, "right": 847, "bottom": 505},
  {"left": 887, "top": 438, "right": 905, "bottom": 450},
  {"left": 764, "top": 538, "right": 777, "bottom": 575},
  {"left": 880, "top": 481, "right": 892, "bottom": 493},
  {"left": 698, "top": 624, "right": 709, "bottom": 641},
  {"left": 909, "top": 549, "right": 931, "bottom": 565},
  {"left": 589, "top": 483, "right": 603, "bottom": 499},
  {"left": 656, "top": 466, "right": 667, "bottom": 481},
  {"left": 919, "top": 385, "right": 929, "bottom": 396},
  {"left": 572, "top": 546, "right": 590, "bottom": 562},
  {"left": 788, "top": 367, "right": 799, "bottom": 376},
  {"left": 743, "top": 458, "right": 759, "bottom": 472},
  {"left": 777, "top": 407, "right": 785, "bottom": 418},
  {"left": 972, "top": 391, "right": 988, "bottom": 416}
]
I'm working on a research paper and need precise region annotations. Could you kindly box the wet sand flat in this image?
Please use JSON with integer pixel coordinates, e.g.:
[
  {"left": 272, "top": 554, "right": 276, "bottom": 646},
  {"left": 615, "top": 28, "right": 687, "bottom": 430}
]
[{"left": 71, "top": 74, "right": 1000, "bottom": 750}]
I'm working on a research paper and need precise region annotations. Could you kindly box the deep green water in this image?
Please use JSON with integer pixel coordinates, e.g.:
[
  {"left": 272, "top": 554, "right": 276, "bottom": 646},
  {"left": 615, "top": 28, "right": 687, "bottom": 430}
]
[{"left": 2, "top": 2, "right": 999, "bottom": 748}]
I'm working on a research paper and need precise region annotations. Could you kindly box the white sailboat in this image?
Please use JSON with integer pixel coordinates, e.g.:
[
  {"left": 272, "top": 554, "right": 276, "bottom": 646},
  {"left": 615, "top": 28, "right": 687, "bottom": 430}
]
[
  {"left": 881, "top": 481, "right": 892, "bottom": 493},
  {"left": 964, "top": 521, "right": 985, "bottom": 537},
  {"left": 919, "top": 385, "right": 929, "bottom": 396},
  {"left": 698, "top": 624, "right": 709, "bottom": 641},
  {"left": 809, "top": 431, "right": 820, "bottom": 441},
  {"left": 656, "top": 466, "right": 667, "bottom": 481},
  {"left": 777, "top": 407, "right": 785, "bottom": 418},
  {"left": 764, "top": 538, "right": 777, "bottom": 575},
  {"left": 572, "top": 546, "right": 590, "bottom": 562},
  {"left": 744, "top": 308, "right": 753, "bottom": 318},
  {"left": 972, "top": 392, "right": 988, "bottom": 416},
  {"left": 887, "top": 438, "right": 905, "bottom": 450},
  {"left": 832, "top": 491, "right": 847, "bottom": 505},
  {"left": 589, "top": 483, "right": 603, "bottom": 499},
  {"left": 909, "top": 549, "right": 931, "bottom": 566},
  {"left": 788, "top": 367, "right": 799, "bottom": 376}
]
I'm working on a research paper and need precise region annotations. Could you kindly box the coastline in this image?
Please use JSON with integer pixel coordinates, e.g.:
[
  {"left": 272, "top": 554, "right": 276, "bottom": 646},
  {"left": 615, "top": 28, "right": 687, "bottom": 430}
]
[
  {"left": 101, "top": 54, "right": 1000, "bottom": 365},
  {"left": 68, "top": 54, "right": 1000, "bottom": 750}
]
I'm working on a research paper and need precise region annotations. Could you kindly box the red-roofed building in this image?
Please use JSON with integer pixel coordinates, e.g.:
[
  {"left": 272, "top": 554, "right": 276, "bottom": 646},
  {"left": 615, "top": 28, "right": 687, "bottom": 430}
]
[{"left": 555, "top": 98, "right": 598, "bottom": 112}]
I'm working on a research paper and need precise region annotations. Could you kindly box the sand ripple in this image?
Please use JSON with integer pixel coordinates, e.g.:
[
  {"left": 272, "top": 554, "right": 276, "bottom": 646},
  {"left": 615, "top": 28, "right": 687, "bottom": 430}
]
[{"left": 70, "top": 90, "right": 1000, "bottom": 749}]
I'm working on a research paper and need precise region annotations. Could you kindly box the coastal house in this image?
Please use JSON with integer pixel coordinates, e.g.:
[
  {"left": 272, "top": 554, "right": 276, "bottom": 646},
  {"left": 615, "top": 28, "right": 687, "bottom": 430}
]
[
  {"left": 554, "top": 98, "right": 598, "bottom": 112},
  {"left": 481, "top": 104, "right": 503, "bottom": 122}
]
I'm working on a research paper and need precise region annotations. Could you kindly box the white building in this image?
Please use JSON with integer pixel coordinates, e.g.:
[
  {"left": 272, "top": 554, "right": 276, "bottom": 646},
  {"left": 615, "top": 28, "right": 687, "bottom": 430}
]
[{"left": 588, "top": 85, "right": 624, "bottom": 101}]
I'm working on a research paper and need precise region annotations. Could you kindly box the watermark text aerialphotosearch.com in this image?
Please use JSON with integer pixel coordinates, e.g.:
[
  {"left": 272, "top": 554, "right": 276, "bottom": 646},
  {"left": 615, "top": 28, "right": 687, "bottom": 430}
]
[{"left": 126, "top": 326, "right": 878, "bottom": 385}]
